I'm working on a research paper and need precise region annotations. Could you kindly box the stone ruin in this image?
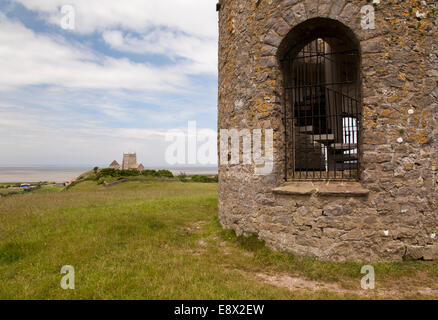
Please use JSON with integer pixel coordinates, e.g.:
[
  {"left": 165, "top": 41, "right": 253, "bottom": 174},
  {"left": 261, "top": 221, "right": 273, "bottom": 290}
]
[
  {"left": 217, "top": 0, "right": 438, "bottom": 261},
  {"left": 108, "top": 153, "right": 145, "bottom": 171}
]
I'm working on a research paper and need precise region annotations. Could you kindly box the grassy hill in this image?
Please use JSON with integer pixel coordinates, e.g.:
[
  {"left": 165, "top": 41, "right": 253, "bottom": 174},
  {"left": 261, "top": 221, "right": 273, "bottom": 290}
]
[{"left": 0, "top": 180, "right": 437, "bottom": 299}]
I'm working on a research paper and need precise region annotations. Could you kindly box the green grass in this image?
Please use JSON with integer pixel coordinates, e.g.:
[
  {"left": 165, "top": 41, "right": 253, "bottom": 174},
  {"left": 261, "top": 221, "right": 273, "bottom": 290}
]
[
  {"left": 0, "top": 184, "right": 64, "bottom": 198},
  {"left": 0, "top": 189, "right": 23, "bottom": 197},
  {"left": 0, "top": 180, "right": 437, "bottom": 300}
]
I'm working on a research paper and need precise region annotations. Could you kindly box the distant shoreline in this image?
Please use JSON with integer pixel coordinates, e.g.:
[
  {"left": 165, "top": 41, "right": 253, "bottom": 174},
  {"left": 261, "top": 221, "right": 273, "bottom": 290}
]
[{"left": 0, "top": 166, "right": 218, "bottom": 183}]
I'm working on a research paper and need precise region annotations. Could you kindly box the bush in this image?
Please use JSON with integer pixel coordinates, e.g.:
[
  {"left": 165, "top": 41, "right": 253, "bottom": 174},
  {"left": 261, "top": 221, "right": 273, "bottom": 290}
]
[
  {"left": 190, "top": 175, "right": 218, "bottom": 183},
  {"left": 99, "top": 168, "right": 118, "bottom": 177},
  {"left": 156, "top": 170, "right": 174, "bottom": 178},
  {"left": 97, "top": 168, "right": 141, "bottom": 178},
  {"left": 178, "top": 172, "right": 188, "bottom": 182},
  {"left": 141, "top": 170, "right": 157, "bottom": 177},
  {"left": 119, "top": 169, "right": 141, "bottom": 177}
]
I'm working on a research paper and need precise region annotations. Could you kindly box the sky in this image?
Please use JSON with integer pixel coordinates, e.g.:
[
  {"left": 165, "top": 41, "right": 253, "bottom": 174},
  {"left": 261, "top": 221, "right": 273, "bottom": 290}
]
[{"left": 0, "top": 0, "right": 218, "bottom": 167}]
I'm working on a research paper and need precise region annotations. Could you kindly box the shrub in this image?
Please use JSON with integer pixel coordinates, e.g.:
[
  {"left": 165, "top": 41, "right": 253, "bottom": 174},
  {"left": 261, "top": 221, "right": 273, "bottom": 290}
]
[
  {"left": 99, "top": 168, "right": 118, "bottom": 177},
  {"left": 156, "top": 170, "right": 174, "bottom": 178},
  {"left": 191, "top": 175, "right": 218, "bottom": 183},
  {"left": 119, "top": 169, "right": 141, "bottom": 177},
  {"left": 141, "top": 170, "right": 157, "bottom": 177},
  {"left": 178, "top": 172, "right": 188, "bottom": 182}
]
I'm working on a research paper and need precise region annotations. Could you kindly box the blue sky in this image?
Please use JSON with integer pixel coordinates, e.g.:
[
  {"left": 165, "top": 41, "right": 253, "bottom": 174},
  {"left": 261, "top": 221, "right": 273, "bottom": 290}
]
[{"left": 0, "top": 0, "right": 218, "bottom": 167}]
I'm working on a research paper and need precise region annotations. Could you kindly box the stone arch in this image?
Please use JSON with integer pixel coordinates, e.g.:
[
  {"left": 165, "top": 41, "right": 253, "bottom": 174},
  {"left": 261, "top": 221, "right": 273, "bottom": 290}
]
[
  {"left": 277, "top": 17, "right": 361, "bottom": 62},
  {"left": 262, "top": 0, "right": 365, "bottom": 60},
  {"left": 277, "top": 17, "right": 363, "bottom": 181}
]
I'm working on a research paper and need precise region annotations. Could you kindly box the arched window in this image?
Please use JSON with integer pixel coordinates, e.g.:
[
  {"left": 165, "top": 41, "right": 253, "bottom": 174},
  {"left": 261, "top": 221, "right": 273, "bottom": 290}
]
[{"left": 281, "top": 19, "right": 361, "bottom": 181}]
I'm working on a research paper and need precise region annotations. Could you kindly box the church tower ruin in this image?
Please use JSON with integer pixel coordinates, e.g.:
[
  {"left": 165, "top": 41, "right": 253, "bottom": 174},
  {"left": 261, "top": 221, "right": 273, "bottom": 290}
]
[{"left": 122, "top": 153, "right": 138, "bottom": 170}]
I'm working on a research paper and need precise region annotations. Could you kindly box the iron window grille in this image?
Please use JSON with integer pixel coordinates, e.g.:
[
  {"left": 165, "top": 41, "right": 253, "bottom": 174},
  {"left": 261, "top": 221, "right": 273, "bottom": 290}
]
[{"left": 282, "top": 38, "right": 361, "bottom": 181}]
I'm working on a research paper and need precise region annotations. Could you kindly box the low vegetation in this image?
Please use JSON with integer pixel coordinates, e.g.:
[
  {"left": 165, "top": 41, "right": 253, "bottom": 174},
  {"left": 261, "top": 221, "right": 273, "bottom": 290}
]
[
  {"left": 97, "top": 168, "right": 174, "bottom": 179},
  {"left": 70, "top": 168, "right": 218, "bottom": 188},
  {"left": 0, "top": 180, "right": 437, "bottom": 299},
  {"left": 0, "top": 183, "right": 64, "bottom": 198},
  {"left": 177, "top": 173, "right": 218, "bottom": 183}
]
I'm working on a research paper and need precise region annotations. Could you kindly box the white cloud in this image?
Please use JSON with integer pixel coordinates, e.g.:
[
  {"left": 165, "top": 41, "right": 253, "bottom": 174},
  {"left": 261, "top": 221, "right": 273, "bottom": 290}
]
[
  {"left": 102, "top": 29, "right": 217, "bottom": 74},
  {"left": 12, "top": 0, "right": 219, "bottom": 78},
  {"left": 13, "top": 0, "right": 218, "bottom": 38},
  {"left": 0, "top": 13, "right": 216, "bottom": 91}
]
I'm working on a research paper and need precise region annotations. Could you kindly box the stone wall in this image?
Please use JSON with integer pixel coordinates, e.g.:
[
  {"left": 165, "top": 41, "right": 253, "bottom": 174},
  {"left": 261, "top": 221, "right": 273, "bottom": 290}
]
[{"left": 217, "top": 0, "right": 438, "bottom": 262}]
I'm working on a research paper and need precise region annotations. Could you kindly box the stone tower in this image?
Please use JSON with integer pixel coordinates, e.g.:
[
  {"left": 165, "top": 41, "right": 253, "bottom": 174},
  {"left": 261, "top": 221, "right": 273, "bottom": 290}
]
[
  {"left": 217, "top": 0, "right": 438, "bottom": 261},
  {"left": 122, "top": 153, "right": 137, "bottom": 170}
]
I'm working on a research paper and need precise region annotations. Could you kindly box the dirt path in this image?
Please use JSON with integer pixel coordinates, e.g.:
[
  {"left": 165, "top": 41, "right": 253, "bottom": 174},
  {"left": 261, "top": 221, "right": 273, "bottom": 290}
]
[{"left": 256, "top": 272, "right": 438, "bottom": 299}]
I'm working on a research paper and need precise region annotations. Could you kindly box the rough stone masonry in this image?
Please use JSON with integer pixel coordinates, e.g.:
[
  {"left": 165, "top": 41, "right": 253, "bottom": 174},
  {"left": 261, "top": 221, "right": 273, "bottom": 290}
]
[{"left": 217, "top": 0, "right": 438, "bottom": 262}]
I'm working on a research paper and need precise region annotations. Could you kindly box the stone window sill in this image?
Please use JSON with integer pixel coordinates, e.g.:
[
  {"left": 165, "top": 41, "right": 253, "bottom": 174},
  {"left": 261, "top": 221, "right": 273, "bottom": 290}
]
[{"left": 273, "top": 181, "right": 369, "bottom": 197}]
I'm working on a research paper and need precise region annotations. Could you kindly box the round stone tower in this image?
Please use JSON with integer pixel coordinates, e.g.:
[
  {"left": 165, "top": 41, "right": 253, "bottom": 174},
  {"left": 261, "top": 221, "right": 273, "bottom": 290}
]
[{"left": 217, "top": 0, "right": 438, "bottom": 261}]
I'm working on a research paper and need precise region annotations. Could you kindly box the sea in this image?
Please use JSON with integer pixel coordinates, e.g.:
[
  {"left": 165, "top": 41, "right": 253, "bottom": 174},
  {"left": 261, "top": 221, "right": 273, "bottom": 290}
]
[{"left": 0, "top": 166, "right": 218, "bottom": 183}]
